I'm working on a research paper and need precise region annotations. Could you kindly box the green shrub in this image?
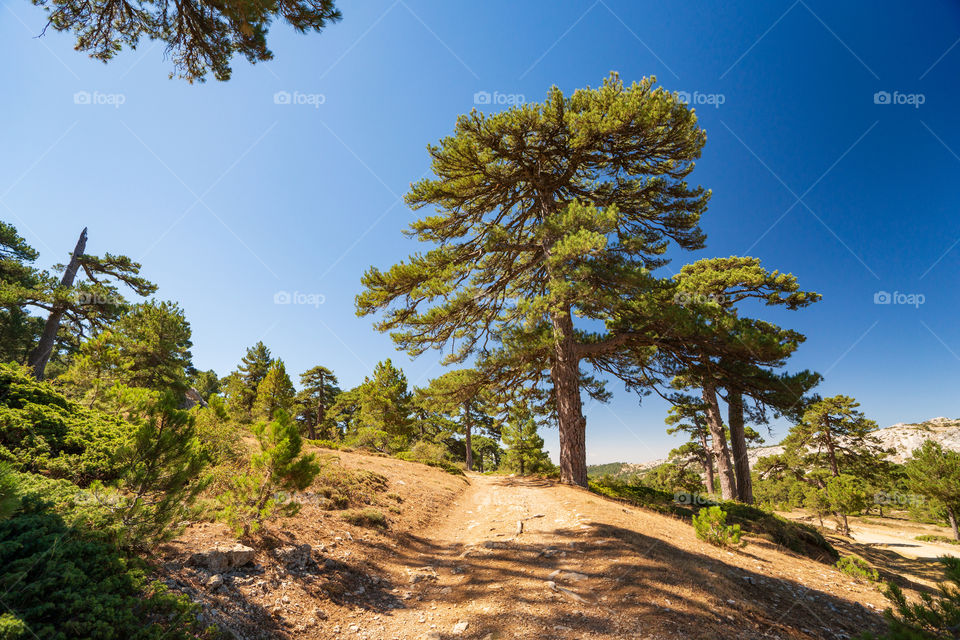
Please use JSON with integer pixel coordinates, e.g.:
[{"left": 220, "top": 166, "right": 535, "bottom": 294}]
[
  {"left": 115, "top": 393, "right": 210, "bottom": 548},
  {"left": 862, "top": 556, "right": 960, "bottom": 639},
  {"left": 0, "top": 496, "right": 218, "bottom": 640},
  {"left": 341, "top": 508, "right": 387, "bottom": 528},
  {"left": 916, "top": 534, "right": 960, "bottom": 545},
  {"left": 836, "top": 555, "right": 879, "bottom": 582},
  {"left": 0, "top": 363, "right": 133, "bottom": 483},
  {"left": 218, "top": 410, "right": 320, "bottom": 537},
  {"left": 692, "top": 506, "right": 745, "bottom": 548}
]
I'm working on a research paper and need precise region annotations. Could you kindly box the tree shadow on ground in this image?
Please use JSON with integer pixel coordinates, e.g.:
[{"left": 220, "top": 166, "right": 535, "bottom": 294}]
[{"left": 340, "top": 517, "right": 888, "bottom": 640}]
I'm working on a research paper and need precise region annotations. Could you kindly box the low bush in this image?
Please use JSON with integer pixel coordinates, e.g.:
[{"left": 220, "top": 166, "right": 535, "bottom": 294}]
[
  {"left": 916, "top": 534, "right": 960, "bottom": 545},
  {"left": 862, "top": 556, "right": 960, "bottom": 639},
  {"left": 0, "top": 493, "right": 218, "bottom": 640},
  {"left": 341, "top": 508, "right": 387, "bottom": 528},
  {"left": 0, "top": 363, "right": 134, "bottom": 484},
  {"left": 693, "top": 506, "right": 745, "bottom": 548},
  {"left": 836, "top": 555, "right": 879, "bottom": 583}
]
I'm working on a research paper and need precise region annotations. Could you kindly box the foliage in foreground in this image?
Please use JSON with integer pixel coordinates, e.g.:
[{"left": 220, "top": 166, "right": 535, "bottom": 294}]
[
  {"left": 0, "top": 467, "right": 216, "bottom": 640},
  {"left": 692, "top": 506, "right": 745, "bottom": 548},
  {"left": 863, "top": 556, "right": 960, "bottom": 639}
]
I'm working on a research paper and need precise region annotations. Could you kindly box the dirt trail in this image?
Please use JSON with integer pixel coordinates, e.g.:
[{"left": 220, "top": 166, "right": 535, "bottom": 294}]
[{"left": 342, "top": 474, "right": 888, "bottom": 640}]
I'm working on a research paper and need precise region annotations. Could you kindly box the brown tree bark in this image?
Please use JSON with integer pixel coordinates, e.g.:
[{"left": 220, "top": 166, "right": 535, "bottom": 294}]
[
  {"left": 28, "top": 228, "right": 87, "bottom": 379},
  {"left": 727, "top": 389, "right": 754, "bottom": 504},
  {"left": 550, "top": 309, "right": 587, "bottom": 486},
  {"left": 700, "top": 429, "right": 715, "bottom": 494},
  {"left": 947, "top": 506, "right": 959, "bottom": 541},
  {"left": 464, "top": 405, "right": 474, "bottom": 471},
  {"left": 702, "top": 383, "right": 737, "bottom": 500}
]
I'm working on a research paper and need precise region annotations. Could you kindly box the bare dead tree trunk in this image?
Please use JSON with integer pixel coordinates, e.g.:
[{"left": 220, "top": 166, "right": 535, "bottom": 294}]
[
  {"left": 727, "top": 389, "right": 754, "bottom": 504},
  {"left": 702, "top": 383, "right": 737, "bottom": 501},
  {"left": 27, "top": 228, "right": 87, "bottom": 379},
  {"left": 550, "top": 309, "right": 587, "bottom": 487}
]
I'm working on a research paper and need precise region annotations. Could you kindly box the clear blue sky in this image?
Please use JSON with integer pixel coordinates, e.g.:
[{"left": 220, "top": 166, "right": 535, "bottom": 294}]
[{"left": 3, "top": 0, "right": 959, "bottom": 464}]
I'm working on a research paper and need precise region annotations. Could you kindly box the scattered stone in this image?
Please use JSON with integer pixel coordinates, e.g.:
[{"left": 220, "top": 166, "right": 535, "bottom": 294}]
[
  {"left": 188, "top": 543, "right": 255, "bottom": 572},
  {"left": 452, "top": 620, "right": 469, "bottom": 635},
  {"left": 516, "top": 520, "right": 524, "bottom": 535},
  {"left": 205, "top": 574, "right": 223, "bottom": 590},
  {"left": 275, "top": 543, "right": 312, "bottom": 569},
  {"left": 409, "top": 567, "right": 438, "bottom": 584}
]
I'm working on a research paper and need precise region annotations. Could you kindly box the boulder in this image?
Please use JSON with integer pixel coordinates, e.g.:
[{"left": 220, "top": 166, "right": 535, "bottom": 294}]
[
  {"left": 274, "top": 543, "right": 312, "bottom": 569},
  {"left": 189, "top": 543, "right": 255, "bottom": 572}
]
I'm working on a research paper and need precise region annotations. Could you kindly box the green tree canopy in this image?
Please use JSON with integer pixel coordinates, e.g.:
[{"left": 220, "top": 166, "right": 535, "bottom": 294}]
[
  {"left": 358, "top": 74, "right": 711, "bottom": 486},
  {"left": 904, "top": 440, "right": 960, "bottom": 540},
  {"left": 252, "top": 359, "right": 295, "bottom": 420},
  {"left": 31, "top": 0, "right": 342, "bottom": 81}
]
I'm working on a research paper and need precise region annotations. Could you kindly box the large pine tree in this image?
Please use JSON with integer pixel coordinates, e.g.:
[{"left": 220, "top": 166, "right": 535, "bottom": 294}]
[{"left": 357, "top": 74, "right": 710, "bottom": 486}]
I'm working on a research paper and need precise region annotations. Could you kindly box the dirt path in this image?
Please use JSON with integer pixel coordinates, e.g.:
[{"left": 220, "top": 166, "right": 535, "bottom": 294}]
[{"left": 338, "top": 474, "right": 889, "bottom": 640}]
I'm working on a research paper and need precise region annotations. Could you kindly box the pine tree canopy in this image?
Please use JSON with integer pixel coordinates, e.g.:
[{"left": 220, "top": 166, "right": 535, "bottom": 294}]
[{"left": 29, "top": 0, "right": 342, "bottom": 81}]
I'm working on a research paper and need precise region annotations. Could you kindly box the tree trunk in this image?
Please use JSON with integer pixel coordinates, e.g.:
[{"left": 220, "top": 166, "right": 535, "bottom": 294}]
[
  {"left": 699, "top": 429, "right": 715, "bottom": 495},
  {"left": 549, "top": 309, "right": 587, "bottom": 487},
  {"left": 727, "top": 389, "right": 754, "bottom": 504},
  {"left": 28, "top": 228, "right": 87, "bottom": 379},
  {"left": 464, "top": 406, "right": 473, "bottom": 471},
  {"left": 948, "top": 506, "right": 959, "bottom": 541},
  {"left": 702, "top": 383, "right": 737, "bottom": 500}
]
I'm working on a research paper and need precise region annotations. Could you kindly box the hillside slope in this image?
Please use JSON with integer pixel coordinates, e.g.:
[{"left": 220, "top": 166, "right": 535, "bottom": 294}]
[
  {"left": 158, "top": 448, "right": 895, "bottom": 639},
  {"left": 589, "top": 417, "right": 960, "bottom": 478}
]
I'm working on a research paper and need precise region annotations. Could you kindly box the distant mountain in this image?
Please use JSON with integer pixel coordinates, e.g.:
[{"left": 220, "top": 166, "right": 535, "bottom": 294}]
[{"left": 588, "top": 417, "right": 960, "bottom": 479}]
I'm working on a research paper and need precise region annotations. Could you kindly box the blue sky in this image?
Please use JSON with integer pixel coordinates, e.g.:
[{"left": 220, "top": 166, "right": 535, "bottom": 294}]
[{"left": 3, "top": 0, "right": 959, "bottom": 464}]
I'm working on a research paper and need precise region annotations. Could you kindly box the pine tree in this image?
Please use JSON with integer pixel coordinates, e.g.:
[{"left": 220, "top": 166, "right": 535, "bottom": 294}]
[
  {"left": 761, "top": 395, "right": 887, "bottom": 535},
  {"left": 904, "top": 440, "right": 960, "bottom": 540},
  {"left": 116, "top": 392, "right": 209, "bottom": 548},
  {"left": 502, "top": 408, "right": 551, "bottom": 476},
  {"left": 219, "top": 410, "right": 320, "bottom": 537},
  {"left": 228, "top": 342, "right": 273, "bottom": 419},
  {"left": 30, "top": 0, "right": 342, "bottom": 81},
  {"left": 417, "top": 369, "right": 499, "bottom": 471},
  {"left": 668, "top": 256, "right": 820, "bottom": 503},
  {"left": 358, "top": 74, "right": 711, "bottom": 486},
  {"left": 253, "top": 360, "right": 295, "bottom": 420},
  {"left": 295, "top": 365, "right": 340, "bottom": 440}
]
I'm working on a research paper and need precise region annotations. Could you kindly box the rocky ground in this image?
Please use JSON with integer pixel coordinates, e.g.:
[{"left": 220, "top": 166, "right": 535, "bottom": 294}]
[{"left": 151, "top": 448, "right": 909, "bottom": 639}]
